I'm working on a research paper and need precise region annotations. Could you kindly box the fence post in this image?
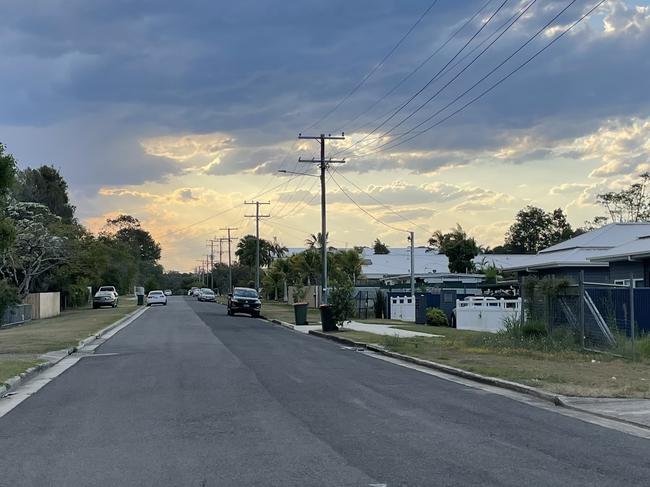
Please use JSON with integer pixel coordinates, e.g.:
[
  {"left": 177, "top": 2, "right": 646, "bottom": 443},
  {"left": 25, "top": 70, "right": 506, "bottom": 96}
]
[
  {"left": 630, "top": 274, "right": 636, "bottom": 361},
  {"left": 579, "top": 270, "right": 585, "bottom": 350},
  {"left": 520, "top": 277, "right": 525, "bottom": 327}
]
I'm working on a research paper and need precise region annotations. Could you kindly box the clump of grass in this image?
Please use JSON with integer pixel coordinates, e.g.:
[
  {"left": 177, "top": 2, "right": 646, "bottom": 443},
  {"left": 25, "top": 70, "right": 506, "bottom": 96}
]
[
  {"left": 383, "top": 334, "right": 402, "bottom": 348},
  {"left": 481, "top": 316, "right": 579, "bottom": 354}
]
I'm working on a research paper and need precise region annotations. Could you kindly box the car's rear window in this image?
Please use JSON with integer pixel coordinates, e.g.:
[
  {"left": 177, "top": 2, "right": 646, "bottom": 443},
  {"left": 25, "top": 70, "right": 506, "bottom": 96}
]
[
  {"left": 99, "top": 287, "right": 114, "bottom": 292},
  {"left": 234, "top": 289, "right": 258, "bottom": 298},
  {"left": 149, "top": 291, "right": 163, "bottom": 296}
]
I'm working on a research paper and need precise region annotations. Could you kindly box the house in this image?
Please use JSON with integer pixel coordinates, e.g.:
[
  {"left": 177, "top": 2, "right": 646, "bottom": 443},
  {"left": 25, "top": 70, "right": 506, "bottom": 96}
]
[
  {"left": 589, "top": 233, "right": 650, "bottom": 287},
  {"left": 359, "top": 247, "right": 530, "bottom": 282},
  {"left": 501, "top": 223, "right": 650, "bottom": 284}
]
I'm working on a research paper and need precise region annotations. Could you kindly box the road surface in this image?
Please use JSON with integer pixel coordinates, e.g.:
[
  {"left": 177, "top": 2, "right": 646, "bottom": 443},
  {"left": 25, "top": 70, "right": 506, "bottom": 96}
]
[{"left": 0, "top": 297, "right": 649, "bottom": 486}]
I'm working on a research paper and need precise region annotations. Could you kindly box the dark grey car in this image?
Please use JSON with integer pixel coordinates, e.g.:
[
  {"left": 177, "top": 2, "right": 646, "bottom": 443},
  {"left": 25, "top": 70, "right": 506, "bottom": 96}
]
[{"left": 227, "top": 287, "right": 261, "bottom": 317}]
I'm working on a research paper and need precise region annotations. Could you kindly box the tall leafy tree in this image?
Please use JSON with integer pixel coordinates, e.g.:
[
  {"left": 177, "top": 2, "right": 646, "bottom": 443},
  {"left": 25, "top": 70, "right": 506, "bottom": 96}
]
[
  {"left": 0, "top": 202, "right": 67, "bottom": 296},
  {"left": 14, "top": 165, "right": 76, "bottom": 222},
  {"left": 0, "top": 143, "right": 18, "bottom": 313},
  {"left": 104, "top": 215, "right": 161, "bottom": 262},
  {"left": 504, "top": 206, "right": 574, "bottom": 254},
  {"left": 429, "top": 224, "right": 479, "bottom": 273},
  {"left": 236, "top": 235, "right": 275, "bottom": 269},
  {"left": 372, "top": 238, "right": 390, "bottom": 254},
  {"left": 594, "top": 172, "right": 650, "bottom": 224}
]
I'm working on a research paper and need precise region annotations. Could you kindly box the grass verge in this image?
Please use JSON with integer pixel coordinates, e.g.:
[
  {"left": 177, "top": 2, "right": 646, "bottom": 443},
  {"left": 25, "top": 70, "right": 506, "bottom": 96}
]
[
  {"left": 0, "top": 299, "right": 139, "bottom": 385},
  {"left": 261, "top": 301, "right": 321, "bottom": 325},
  {"left": 326, "top": 326, "right": 650, "bottom": 399}
]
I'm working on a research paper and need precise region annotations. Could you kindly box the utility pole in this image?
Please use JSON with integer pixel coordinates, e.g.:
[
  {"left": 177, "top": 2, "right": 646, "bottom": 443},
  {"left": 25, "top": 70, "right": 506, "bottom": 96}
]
[
  {"left": 245, "top": 201, "right": 270, "bottom": 292},
  {"left": 220, "top": 227, "right": 237, "bottom": 293},
  {"left": 207, "top": 239, "right": 217, "bottom": 290},
  {"left": 409, "top": 231, "right": 415, "bottom": 297},
  {"left": 298, "top": 132, "right": 345, "bottom": 305}
]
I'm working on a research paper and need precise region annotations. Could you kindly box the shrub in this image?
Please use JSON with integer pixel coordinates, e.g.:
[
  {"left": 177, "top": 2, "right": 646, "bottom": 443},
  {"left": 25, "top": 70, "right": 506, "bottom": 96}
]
[
  {"left": 425, "top": 307, "right": 448, "bottom": 327},
  {"left": 67, "top": 283, "right": 91, "bottom": 308},
  {"left": 0, "top": 279, "right": 19, "bottom": 318},
  {"left": 330, "top": 275, "right": 355, "bottom": 325}
]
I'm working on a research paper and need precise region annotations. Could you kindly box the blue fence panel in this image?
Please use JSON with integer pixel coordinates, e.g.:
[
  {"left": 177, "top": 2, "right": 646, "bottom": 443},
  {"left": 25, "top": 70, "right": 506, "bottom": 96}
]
[{"left": 634, "top": 288, "right": 650, "bottom": 335}]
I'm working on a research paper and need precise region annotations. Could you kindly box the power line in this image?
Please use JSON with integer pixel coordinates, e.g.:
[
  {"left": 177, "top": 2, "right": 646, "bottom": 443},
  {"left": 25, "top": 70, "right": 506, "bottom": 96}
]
[
  {"left": 341, "top": 0, "right": 539, "bottom": 156},
  {"left": 158, "top": 174, "right": 301, "bottom": 239},
  {"left": 307, "top": 0, "right": 441, "bottom": 130},
  {"left": 328, "top": 169, "right": 409, "bottom": 233},
  {"left": 364, "top": 0, "right": 598, "bottom": 157},
  {"left": 362, "top": 0, "right": 572, "bottom": 154},
  {"left": 340, "top": 0, "right": 495, "bottom": 135},
  {"left": 335, "top": 0, "right": 510, "bottom": 158},
  {"left": 329, "top": 167, "right": 430, "bottom": 234}
]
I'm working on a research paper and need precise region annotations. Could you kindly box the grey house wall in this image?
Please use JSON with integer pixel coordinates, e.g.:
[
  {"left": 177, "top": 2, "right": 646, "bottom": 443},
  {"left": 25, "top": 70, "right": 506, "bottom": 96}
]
[
  {"left": 519, "top": 267, "right": 610, "bottom": 284},
  {"left": 609, "top": 261, "right": 645, "bottom": 283}
]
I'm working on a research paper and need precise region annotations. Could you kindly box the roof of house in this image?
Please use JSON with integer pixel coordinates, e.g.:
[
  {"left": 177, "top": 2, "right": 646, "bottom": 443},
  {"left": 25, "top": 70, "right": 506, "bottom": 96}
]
[
  {"left": 285, "top": 247, "right": 531, "bottom": 278},
  {"left": 501, "top": 223, "right": 650, "bottom": 272},
  {"left": 589, "top": 234, "right": 650, "bottom": 262}
]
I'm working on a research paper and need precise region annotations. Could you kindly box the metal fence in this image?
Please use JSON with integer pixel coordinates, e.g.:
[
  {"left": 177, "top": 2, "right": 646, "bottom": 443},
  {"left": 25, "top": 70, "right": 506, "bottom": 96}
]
[
  {"left": 1, "top": 304, "right": 33, "bottom": 328},
  {"left": 522, "top": 273, "right": 646, "bottom": 359}
]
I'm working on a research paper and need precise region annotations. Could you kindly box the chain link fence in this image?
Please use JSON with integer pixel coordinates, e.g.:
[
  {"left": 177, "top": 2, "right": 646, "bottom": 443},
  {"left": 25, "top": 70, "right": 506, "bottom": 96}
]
[
  {"left": 521, "top": 274, "right": 645, "bottom": 360},
  {"left": 1, "top": 304, "right": 33, "bottom": 328}
]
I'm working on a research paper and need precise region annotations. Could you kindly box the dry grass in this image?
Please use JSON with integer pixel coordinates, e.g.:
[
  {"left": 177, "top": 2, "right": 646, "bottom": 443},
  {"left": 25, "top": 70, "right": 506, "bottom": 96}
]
[
  {"left": 329, "top": 328, "right": 650, "bottom": 399},
  {"left": 0, "top": 300, "right": 139, "bottom": 384},
  {"left": 261, "top": 301, "right": 321, "bottom": 325}
]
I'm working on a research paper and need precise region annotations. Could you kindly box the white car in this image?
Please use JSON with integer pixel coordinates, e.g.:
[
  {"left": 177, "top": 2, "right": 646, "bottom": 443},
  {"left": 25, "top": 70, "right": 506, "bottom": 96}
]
[
  {"left": 93, "top": 286, "right": 119, "bottom": 309},
  {"left": 198, "top": 288, "right": 216, "bottom": 302},
  {"left": 164, "top": 289, "right": 172, "bottom": 296},
  {"left": 146, "top": 290, "right": 167, "bottom": 306}
]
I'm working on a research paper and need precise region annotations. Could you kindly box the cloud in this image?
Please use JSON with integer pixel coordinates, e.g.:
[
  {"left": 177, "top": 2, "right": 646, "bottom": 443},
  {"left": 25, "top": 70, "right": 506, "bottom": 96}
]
[{"left": 549, "top": 183, "right": 590, "bottom": 195}]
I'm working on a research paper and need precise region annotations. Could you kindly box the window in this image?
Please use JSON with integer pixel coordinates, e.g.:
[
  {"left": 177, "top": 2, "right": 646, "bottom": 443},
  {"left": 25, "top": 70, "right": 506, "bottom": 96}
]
[{"left": 613, "top": 279, "right": 644, "bottom": 288}]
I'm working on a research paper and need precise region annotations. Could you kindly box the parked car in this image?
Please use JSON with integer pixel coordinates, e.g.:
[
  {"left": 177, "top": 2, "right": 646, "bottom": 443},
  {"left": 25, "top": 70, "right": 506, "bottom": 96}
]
[
  {"left": 164, "top": 289, "right": 172, "bottom": 296},
  {"left": 198, "top": 288, "right": 216, "bottom": 302},
  {"left": 191, "top": 287, "right": 201, "bottom": 297},
  {"left": 93, "top": 286, "right": 119, "bottom": 309},
  {"left": 146, "top": 290, "right": 167, "bottom": 306},
  {"left": 188, "top": 287, "right": 198, "bottom": 296},
  {"left": 227, "top": 287, "right": 261, "bottom": 317}
]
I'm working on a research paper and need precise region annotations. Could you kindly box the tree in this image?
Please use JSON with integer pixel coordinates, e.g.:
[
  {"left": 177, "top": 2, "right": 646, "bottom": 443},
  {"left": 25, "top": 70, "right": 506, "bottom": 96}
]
[
  {"left": 235, "top": 235, "right": 274, "bottom": 269},
  {"left": 504, "top": 206, "right": 575, "bottom": 254},
  {"left": 332, "top": 249, "right": 363, "bottom": 283},
  {"left": 0, "top": 143, "right": 17, "bottom": 254},
  {"left": 270, "top": 237, "right": 288, "bottom": 259},
  {"left": 372, "top": 238, "right": 390, "bottom": 254},
  {"left": 428, "top": 224, "right": 479, "bottom": 273},
  {"left": 0, "top": 202, "right": 67, "bottom": 297},
  {"left": 594, "top": 173, "right": 650, "bottom": 223},
  {"left": 305, "top": 232, "right": 328, "bottom": 249},
  {"left": 14, "top": 165, "right": 76, "bottom": 222},
  {"left": 104, "top": 215, "right": 161, "bottom": 262},
  {"left": 329, "top": 274, "right": 355, "bottom": 326}
]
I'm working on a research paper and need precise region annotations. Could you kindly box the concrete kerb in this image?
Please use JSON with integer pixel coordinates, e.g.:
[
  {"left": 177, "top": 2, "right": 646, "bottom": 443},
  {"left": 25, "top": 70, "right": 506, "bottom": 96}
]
[
  {"left": 0, "top": 305, "right": 148, "bottom": 398},
  {"left": 308, "top": 330, "right": 555, "bottom": 395},
  {"left": 308, "top": 330, "right": 650, "bottom": 431}
]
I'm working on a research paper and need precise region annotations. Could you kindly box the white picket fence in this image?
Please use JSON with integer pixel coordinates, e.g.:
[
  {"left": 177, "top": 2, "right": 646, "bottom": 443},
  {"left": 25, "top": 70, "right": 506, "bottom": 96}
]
[{"left": 455, "top": 297, "right": 521, "bottom": 333}]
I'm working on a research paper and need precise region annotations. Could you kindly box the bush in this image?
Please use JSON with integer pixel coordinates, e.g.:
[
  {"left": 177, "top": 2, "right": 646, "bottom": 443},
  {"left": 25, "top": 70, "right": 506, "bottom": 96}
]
[
  {"left": 67, "top": 283, "right": 91, "bottom": 308},
  {"left": 425, "top": 307, "right": 448, "bottom": 327},
  {"left": 330, "top": 275, "right": 355, "bottom": 325},
  {"left": 0, "top": 279, "right": 19, "bottom": 318}
]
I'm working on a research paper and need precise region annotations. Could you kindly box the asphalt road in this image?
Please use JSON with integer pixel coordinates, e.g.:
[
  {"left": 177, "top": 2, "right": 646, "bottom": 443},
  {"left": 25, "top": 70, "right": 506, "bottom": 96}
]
[{"left": 1, "top": 297, "right": 650, "bottom": 486}]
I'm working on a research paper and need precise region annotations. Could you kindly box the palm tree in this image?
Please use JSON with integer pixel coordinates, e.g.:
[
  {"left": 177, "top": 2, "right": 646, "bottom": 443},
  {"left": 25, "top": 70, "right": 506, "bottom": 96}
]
[
  {"left": 271, "top": 237, "right": 288, "bottom": 259},
  {"left": 305, "top": 232, "right": 328, "bottom": 249}
]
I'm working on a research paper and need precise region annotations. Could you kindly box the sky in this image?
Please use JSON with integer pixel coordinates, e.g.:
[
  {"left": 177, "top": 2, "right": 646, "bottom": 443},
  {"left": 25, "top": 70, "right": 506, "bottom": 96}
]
[{"left": 2, "top": 0, "right": 650, "bottom": 271}]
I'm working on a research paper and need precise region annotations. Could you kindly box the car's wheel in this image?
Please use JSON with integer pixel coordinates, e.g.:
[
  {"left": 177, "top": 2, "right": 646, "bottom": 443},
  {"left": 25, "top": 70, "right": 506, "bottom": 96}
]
[
  {"left": 164, "top": 302, "right": 167, "bottom": 306},
  {"left": 252, "top": 311, "right": 260, "bottom": 318},
  {"left": 93, "top": 304, "right": 99, "bottom": 309}
]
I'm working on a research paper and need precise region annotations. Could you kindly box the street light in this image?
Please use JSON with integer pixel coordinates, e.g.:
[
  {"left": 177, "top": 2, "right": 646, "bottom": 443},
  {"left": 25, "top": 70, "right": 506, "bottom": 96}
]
[{"left": 277, "top": 169, "right": 319, "bottom": 178}]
